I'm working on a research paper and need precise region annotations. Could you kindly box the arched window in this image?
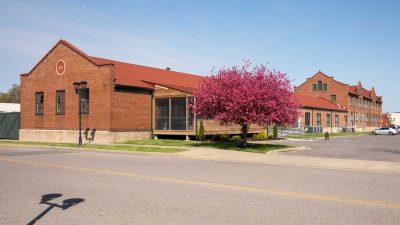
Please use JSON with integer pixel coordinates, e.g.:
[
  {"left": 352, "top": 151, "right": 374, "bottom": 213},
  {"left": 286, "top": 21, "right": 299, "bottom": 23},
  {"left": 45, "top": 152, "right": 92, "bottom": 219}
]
[{"left": 317, "top": 81, "right": 322, "bottom": 90}]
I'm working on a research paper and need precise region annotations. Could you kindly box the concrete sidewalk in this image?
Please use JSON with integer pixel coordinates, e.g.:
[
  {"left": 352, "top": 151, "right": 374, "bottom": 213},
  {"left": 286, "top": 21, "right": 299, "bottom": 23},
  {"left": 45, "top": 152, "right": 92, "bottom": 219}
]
[
  {"left": 2, "top": 141, "right": 400, "bottom": 174},
  {"left": 174, "top": 147, "right": 400, "bottom": 174}
]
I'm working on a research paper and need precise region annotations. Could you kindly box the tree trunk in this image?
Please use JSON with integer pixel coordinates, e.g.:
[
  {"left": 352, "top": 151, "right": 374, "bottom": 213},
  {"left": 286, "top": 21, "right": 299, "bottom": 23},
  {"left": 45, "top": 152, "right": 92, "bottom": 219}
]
[{"left": 242, "top": 124, "right": 248, "bottom": 147}]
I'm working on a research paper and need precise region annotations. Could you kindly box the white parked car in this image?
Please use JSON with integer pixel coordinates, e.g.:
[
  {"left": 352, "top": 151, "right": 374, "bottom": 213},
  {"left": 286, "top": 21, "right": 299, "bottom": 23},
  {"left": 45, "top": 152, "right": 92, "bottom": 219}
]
[
  {"left": 373, "top": 127, "right": 398, "bottom": 135},
  {"left": 389, "top": 125, "right": 400, "bottom": 134}
]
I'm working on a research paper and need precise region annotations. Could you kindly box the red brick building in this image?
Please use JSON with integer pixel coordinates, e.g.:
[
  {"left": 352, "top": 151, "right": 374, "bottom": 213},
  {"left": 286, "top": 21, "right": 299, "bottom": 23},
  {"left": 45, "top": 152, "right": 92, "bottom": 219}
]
[
  {"left": 21, "top": 40, "right": 373, "bottom": 143},
  {"left": 21, "top": 40, "right": 275, "bottom": 143},
  {"left": 294, "top": 94, "right": 348, "bottom": 132},
  {"left": 294, "top": 71, "right": 383, "bottom": 131},
  {"left": 20, "top": 40, "right": 210, "bottom": 143}
]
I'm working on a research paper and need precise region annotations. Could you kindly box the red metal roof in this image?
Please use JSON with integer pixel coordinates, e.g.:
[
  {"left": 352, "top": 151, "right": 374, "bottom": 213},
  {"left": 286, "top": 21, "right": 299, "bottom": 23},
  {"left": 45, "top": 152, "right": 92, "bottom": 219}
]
[
  {"left": 22, "top": 40, "right": 206, "bottom": 93},
  {"left": 295, "top": 94, "right": 347, "bottom": 111},
  {"left": 91, "top": 57, "right": 205, "bottom": 92}
]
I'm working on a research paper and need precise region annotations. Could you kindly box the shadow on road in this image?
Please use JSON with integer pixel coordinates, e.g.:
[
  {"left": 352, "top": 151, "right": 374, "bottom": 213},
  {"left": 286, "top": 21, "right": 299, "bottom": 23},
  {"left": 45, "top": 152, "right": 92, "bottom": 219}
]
[{"left": 27, "top": 193, "right": 84, "bottom": 225}]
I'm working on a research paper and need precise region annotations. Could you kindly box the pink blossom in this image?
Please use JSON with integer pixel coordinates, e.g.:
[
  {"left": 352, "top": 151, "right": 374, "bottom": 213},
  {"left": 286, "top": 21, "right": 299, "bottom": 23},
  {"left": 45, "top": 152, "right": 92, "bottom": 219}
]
[{"left": 191, "top": 62, "right": 301, "bottom": 145}]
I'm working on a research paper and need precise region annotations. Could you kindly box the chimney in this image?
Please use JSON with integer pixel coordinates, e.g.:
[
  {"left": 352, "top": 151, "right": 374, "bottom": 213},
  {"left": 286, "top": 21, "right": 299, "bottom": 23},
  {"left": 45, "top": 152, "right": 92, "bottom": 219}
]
[{"left": 166, "top": 67, "right": 171, "bottom": 71}]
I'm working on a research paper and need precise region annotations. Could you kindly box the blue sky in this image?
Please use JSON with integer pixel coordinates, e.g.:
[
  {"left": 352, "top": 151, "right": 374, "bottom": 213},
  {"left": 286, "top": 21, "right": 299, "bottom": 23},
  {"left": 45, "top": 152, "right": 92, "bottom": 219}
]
[{"left": 1, "top": 0, "right": 399, "bottom": 112}]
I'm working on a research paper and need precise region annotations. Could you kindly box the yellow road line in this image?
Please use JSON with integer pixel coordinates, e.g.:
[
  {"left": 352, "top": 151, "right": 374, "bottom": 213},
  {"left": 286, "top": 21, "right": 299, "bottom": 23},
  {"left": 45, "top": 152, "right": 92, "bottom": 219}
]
[
  {"left": 2, "top": 144, "right": 400, "bottom": 175},
  {"left": 1, "top": 156, "right": 400, "bottom": 209},
  {"left": 173, "top": 155, "right": 400, "bottom": 175}
]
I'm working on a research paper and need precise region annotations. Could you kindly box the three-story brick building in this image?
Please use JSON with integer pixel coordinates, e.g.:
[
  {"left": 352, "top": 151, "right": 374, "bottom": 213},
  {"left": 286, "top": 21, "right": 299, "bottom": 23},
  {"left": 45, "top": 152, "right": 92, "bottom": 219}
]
[{"left": 294, "top": 71, "right": 383, "bottom": 131}]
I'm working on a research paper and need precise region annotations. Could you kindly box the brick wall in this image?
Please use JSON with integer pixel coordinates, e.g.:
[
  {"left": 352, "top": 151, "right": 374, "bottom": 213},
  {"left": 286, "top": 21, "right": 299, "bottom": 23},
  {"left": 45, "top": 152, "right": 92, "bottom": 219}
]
[
  {"left": 298, "top": 108, "right": 348, "bottom": 132},
  {"left": 295, "top": 71, "right": 382, "bottom": 128},
  {"left": 20, "top": 42, "right": 113, "bottom": 131},
  {"left": 110, "top": 91, "right": 152, "bottom": 131},
  {"left": 294, "top": 72, "right": 349, "bottom": 107}
]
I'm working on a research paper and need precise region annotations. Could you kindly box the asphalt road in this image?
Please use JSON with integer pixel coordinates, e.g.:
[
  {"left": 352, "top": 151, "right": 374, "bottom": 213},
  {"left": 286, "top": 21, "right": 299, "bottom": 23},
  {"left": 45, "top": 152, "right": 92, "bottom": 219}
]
[
  {"left": 0, "top": 144, "right": 399, "bottom": 225},
  {"left": 282, "top": 135, "right": 400, "bottom": 162}
]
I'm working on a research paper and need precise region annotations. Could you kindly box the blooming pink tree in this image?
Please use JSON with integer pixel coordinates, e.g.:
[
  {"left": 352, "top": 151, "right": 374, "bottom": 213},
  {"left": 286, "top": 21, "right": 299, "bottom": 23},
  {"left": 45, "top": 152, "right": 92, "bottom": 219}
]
[{"left": 192, "top": 62, "right": 300, "bottom": 146}]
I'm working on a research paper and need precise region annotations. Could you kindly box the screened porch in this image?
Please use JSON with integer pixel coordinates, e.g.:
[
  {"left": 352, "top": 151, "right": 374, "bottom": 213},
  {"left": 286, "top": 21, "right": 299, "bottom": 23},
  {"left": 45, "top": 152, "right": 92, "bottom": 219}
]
[{"left": 154, "top": 97, "right": 195, "bottom": 131}]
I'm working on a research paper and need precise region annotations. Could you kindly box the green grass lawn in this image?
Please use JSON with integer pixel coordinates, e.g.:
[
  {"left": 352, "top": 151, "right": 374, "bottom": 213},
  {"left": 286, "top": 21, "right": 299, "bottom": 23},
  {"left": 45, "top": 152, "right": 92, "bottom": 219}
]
[
  {"left": 288, "top": 131, "right": 371, "bottom": 139},
  {"left": 0, "top": 140, "right": 183, "bottom": 153},
  {"left": 196, "top": 142, "right": 293, "bottom": 153},
  {"left": 123, "top": 139, "right": 197, "bottom": 146},
  {"left": 122, "top": 139, "right": 293, "bottom": 153}
]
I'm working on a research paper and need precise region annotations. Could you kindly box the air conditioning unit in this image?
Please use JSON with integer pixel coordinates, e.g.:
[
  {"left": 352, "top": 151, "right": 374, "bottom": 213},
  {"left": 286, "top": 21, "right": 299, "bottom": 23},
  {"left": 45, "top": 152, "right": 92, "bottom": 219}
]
[
  {"left": 342, "top": 127, "right": 355, "bottom": 133},
  {"left": 307, "top": 126, "right": 323, "bottom": 133}
]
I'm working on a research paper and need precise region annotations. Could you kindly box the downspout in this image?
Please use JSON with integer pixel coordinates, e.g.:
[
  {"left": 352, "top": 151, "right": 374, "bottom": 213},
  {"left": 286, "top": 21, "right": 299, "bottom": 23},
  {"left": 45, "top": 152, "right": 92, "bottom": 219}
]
[{"left": 150, "top": 90, "right": 155, "bottom": 139}]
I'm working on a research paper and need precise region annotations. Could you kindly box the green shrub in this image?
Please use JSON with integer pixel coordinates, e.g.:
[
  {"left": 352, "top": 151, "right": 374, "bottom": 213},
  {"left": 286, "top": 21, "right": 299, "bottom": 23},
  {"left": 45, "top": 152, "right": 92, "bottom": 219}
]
[
  {"left": 231, "top": 135, "right": 241, "bottom": 142},
  {"left": 252, "top": 130, "right": 268, "bottom": 141},
  {"left": 221, "top": 133, "right": 230, "bottom": 142},
  {"left": 273, "top": 125, "right": 278, "bottom": 139},
  {"left": 211, "top": 134, "right": 222, "bottom": 142},
  {"left": 198, "top": 119, "right": 205, "bottom": 141},
  {"left": 268, "top": 134, "right": 274, "bottom": 139},
  {"left": 258, "top": 130, "right": 268, "bottom": 140},
  {"left": 253, "top": 134, "right": 258, "bottom": 141}
]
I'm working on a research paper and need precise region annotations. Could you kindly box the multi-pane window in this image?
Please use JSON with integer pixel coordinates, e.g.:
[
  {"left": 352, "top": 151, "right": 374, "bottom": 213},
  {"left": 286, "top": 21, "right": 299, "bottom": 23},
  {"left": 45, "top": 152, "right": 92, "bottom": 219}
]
[
  {"left": 305, "top": 112, "right": 311, "bottom": 127},
  {"left": 312, "top": 81, "right": 327, "bottom": 91},
  {"left": 326, "top": 114, "right": 331, "bottom": 127},
  {"left": 330, "top": 95, "right": 336, "bottom": 102},
  {"left": 155, "top": 97, "right": 194, "bottom": 131},
  {"left": 80, "top": 88, "right": 89, "bottom": 114},
  {"left": 317, "top": 81, "right": 322, "bottom": 90},
  {"left": 356, "top": 112, "right": 358, "bottom": 122},
  {"left": 35, "top": 92, "right": 44, "bottom": 115},
  {"left": 316, "top": 113, "right": 321, "bottom": 126},
  {"left": 335, "top": 115, "right": 339, "bottom": 127},
  {"left": 56, "top": 90, "right": 65, "bottom": 115}
]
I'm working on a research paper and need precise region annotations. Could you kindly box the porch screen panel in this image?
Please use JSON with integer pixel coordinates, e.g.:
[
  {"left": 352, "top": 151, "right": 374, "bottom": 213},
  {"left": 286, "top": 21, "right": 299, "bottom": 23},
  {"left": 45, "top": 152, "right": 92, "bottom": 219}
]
[
  {"left": 171, "top": 97, "right": 186, "bottom": 130},
  {"left": 187, "top": 97, "right": 195, "bottom": 130},
  {"left": 155, "top": 98, "right": 169, "bottom": 130}
]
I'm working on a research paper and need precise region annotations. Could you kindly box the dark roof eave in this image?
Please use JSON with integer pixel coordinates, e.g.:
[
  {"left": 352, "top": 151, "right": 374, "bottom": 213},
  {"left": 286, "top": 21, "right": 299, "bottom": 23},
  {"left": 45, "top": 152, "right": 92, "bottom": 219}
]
[
  {"left": 300, "top": 106, "right": 348, "bottom": 112},
  {"left": 114, "top": 83, "right": 155, "bottom": 91},
  {"left": 142, "top": 81, "right": 196, "bottom": 94}
]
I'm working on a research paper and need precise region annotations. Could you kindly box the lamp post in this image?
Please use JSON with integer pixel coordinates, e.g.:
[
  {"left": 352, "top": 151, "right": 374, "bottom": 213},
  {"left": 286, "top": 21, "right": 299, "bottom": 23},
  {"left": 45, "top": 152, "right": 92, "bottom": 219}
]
[{"left": 73, "top": 81, "right": 87, "bottom": 145}]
